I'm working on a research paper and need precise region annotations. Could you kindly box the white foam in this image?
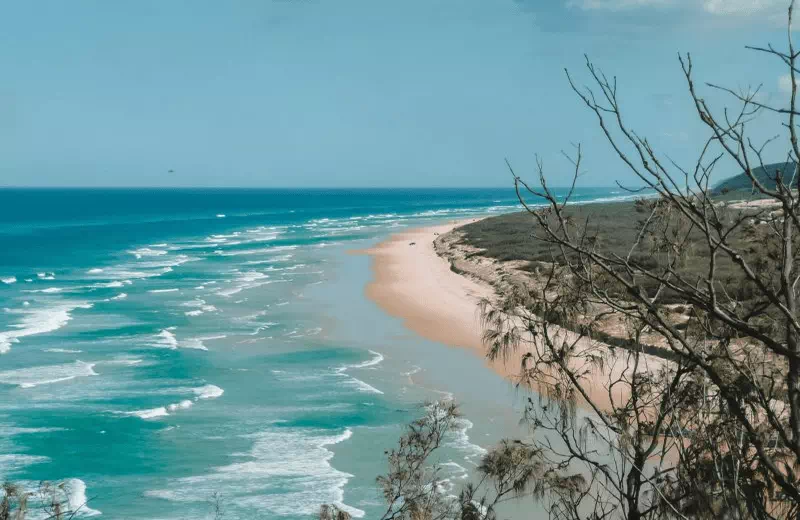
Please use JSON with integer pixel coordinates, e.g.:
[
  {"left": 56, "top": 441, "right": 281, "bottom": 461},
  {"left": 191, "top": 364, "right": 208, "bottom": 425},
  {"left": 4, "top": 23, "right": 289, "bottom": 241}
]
[
  {"left": 144, "top": 427, "right": 363, "bottom": 518},
  {"left": 215, "top": 286, "right": 244, "bottom": 297},
  {"left": 347, "top": 350, "right": 383, "bottom": 370},
  {"left": 101, "top": 356, "right": 143, "bottom": 366},
  {"left": 0, "top": 302, "right": 92, "bottom": 354},
  {"left": 98, "top": 254, "right": 193, "bottom": 282},
  {"left": 193, "top": 384, "right": 224, "bottom": 400},
  {"left": 37, "top": 272, "right": 56, "bottom": 280},
  {"left": 122, "top": 383, "right": 222, "bottom": 421},
  {"left": 179, "top": 338, "right": 209, "bottom": 351},
  {"left": 344, "top": 378, "right": 384, "bottom": 395},
  {"left": 101, "top": 266, "right": 173, "bottom": 280},
  {"left": 109, "top": 293, "right": 128, "bottom": 301},
  {"left": 181, "top": 299, "right": 218, "bottom": 316},
  {"left": 402, "top": 365, "right": 422, "bottom": 377},
  {"left": 0, "top": 454, "right": 50, "bottom": 478},
  {"left": 0, "top": 426, "right": 67, "bottom": 436},
  {"left": 167, "top": 399, "right": 194, "bottom": 412},
  {"left": 334, "top": 351, "right": 384, "bottom": 395},
  {"left": 130, "top": 247, "right": 167, "bottom": 259},
  {"left": 150, "top": 329, "right": 222, "bottom": 351},
  {"left": 0, "top": 361, "right": 98, "bottom": 388},
  {"left": 216, "top": 214, "right": 226, "bottom": 218},
  {"left": 239, "top": 271, "right": 269, "bottom": 283},
  {"left": 243, "top": 254, "right": 295, "bottom": 266},
  {"left": 44, "top": 348, "right": 83, "bottom": 354},
  {"left": 286, "top": 327, "right": 322, "bottom": 338},
  {"left": 448, "top": 417, "right": 488, "bottom": 461},
  {"left": 215, "top": 245, "right": 298, "bottom": 257},
  {"left": 148, "top": 288, "right": 179, "bottom": 294},
  {"left": 24, "top": 287, "right": 63, "bottom": 294},
  {"left": 1, "top": 277, "right": 16, "bottom": 284},
  {"left": 190, "top": 335, "right": 227, "bottom": 350},
  {"left": 87, "top": 268, "right": 104, "bottom": 274},
  {"left": 236, "top": 230, "right": 282, "bottom": 245},
  {"left": 150, "top": 329, "right": 179, "bottom": 349},
  {"left": 216, "top": 270, "right": 276, "bottom": 297},
  {"left": 127, "top": 407, "right": 169, "bottom": 419},
  {"left": 91, "top": 281, "right": 127, "bottom": 289},
  {"left": 64, "top": 478, "right": 102, "bottom": 517}
]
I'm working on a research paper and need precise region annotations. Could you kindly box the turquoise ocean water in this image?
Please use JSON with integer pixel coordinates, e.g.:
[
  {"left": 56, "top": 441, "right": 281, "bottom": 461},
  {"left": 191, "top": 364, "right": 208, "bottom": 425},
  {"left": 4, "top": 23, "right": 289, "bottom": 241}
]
[{"left": 0, "top": 187, "right": 625, "bottom": 519}]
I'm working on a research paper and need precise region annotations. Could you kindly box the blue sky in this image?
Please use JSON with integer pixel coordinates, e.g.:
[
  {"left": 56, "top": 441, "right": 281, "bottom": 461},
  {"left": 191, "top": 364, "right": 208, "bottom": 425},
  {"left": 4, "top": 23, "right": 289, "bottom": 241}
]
[{"left": 0, "top": 0, "right": 795, "bottom": 187}]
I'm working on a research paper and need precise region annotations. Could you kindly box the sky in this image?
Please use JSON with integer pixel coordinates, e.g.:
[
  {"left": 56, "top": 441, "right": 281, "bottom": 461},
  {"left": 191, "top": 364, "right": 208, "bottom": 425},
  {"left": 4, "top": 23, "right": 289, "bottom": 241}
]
[{"left": 0, "top": 0, "right": 796, "bottom": 188}]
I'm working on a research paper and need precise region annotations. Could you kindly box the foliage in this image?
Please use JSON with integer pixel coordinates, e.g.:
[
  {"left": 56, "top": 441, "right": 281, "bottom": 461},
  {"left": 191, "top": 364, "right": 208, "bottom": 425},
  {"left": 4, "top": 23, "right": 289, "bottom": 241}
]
[
  {"left": 714, "top": 162, "right": 798, "bottom": 194},
  {"left": 471, "top": 1, "right": 800, "bottom": 518}
]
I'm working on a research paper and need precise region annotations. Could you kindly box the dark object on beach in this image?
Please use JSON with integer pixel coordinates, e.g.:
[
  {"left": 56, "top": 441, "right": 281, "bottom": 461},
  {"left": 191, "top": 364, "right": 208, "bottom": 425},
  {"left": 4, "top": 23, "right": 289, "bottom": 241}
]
[{"left": 409, "top": 242, "right": 416, "bottom": 246}]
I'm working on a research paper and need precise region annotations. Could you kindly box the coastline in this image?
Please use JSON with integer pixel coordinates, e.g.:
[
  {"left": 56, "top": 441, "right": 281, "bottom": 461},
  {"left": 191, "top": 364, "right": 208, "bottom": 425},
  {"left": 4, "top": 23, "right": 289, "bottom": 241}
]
[
  {"left": 359, "top": 219, "right": 496, "bottom": 363},
  {"left": 359, "top": 218, "right": 534, "bottom": 394},
  {"left": 361, "top": 215, "right": 665, "bottom": 412}
]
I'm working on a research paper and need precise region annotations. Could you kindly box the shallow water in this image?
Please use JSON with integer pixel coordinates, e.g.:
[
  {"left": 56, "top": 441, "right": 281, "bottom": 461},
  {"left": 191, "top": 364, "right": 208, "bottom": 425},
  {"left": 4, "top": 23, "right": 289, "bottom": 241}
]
[{"left": 0, "top": 187, "right": 623, "bottom": 519}]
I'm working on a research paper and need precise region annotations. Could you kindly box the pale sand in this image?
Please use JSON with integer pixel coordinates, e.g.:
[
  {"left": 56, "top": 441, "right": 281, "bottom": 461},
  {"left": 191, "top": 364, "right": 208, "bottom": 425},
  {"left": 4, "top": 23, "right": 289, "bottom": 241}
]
[
  {"left": 360, "top": 218, "right": 665, "bottom": 413},
  {"left": 360, "top": 220, "right": 494, "bottom": 358}
]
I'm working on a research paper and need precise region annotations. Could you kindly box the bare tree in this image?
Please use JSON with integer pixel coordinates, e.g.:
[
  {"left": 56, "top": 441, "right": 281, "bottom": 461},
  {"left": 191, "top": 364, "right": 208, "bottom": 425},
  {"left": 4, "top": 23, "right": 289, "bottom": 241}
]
[
  {"left": 473, "top": 1, "right": 800, "bottom": 518},
  {"left": 353, "top": 2, "right": 800, "bottom": 519}
]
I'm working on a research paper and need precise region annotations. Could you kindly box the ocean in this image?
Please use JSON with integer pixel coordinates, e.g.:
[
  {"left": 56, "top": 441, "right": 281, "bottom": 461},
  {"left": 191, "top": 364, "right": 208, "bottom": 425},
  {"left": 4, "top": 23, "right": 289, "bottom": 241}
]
[{"left": 0, "top": 187, "right": 626, "bottom": 519}]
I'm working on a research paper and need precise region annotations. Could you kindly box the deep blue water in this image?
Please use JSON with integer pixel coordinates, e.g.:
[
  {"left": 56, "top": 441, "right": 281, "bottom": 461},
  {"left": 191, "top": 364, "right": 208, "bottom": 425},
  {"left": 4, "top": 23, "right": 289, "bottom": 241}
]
[{"left": 0, "top": 187, "right": 624, "bottom": 519}]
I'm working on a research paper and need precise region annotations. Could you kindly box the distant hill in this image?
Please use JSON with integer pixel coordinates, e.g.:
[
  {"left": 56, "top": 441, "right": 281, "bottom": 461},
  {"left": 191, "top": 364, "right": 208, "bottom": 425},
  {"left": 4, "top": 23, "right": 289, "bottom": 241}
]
[{"left": 714, "top": 162, "right": 797, "bottom": 193}]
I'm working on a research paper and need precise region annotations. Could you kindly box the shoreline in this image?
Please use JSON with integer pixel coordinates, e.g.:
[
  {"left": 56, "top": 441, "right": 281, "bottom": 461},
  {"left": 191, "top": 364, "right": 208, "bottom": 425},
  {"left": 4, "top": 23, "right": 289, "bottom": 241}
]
[
  {"left": 360, "top": 216, "right": 665, "bottom": 412},
  {"left": 358, "top": 218, "right": 528, "bottom": 392}
]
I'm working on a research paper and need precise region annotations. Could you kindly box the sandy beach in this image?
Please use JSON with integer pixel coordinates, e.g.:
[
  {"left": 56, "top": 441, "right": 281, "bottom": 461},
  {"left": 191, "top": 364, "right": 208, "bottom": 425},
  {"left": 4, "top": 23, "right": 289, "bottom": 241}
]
[
  {"left": 360, "top": 219, "right": 497, "bottom": 367},
  {"left": 361, "top": 218, "right": 665, "bottom": 412}
]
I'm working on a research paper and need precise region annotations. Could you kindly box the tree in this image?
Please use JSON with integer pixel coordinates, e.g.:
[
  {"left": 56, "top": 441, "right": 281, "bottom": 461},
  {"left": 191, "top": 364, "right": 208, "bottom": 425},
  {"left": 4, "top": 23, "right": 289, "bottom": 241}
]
[
  {"left": 476, "top": 1, "right": 800, "bottom": 518},
  {"left": 0, "top": 481, "right": 91, "bottom": 520},
  {"left": 320, "top": 401, "right": 581, "bottom": 520},
  {"left": 330, "top": 1, "right": 800, "bottom": 519}
]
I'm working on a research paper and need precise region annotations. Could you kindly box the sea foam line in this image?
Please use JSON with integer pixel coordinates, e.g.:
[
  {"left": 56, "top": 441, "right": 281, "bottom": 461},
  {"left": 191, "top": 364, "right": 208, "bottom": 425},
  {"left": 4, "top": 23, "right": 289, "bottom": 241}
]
[
  {"left": 0, "top": 302, "right": 92, "bottom": 354},
  {"left": 122, "top": 384, "right": 224, "bottom": 420},
  {"left": 144, "top": 426, "right": 364, "bottom": 518},
  {"left": 0, "top": 360, "right": 98, "bottom": 388},
  {"left": 335, "top": 351, "right": 385, "bottom": 395}
]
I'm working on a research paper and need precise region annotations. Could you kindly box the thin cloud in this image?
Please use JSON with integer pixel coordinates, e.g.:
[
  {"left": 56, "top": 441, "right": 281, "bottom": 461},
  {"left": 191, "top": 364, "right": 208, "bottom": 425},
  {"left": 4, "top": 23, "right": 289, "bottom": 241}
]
[
  {"left": 565, "top": 0, "right": 794, "bottom": 26},
  {"left": 570, "top": 0, "right": 787, "bottom": 13},
  {"left": 703, "top": 0, "right": 785, "bottom": 15},
  {"left": 567, "top": 0, "right": 675, "bottom": 10}
]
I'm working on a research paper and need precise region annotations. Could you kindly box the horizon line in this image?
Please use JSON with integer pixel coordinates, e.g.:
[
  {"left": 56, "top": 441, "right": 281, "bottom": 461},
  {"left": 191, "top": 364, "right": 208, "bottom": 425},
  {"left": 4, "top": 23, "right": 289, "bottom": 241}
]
[{"left": 0, "top": 185, "right": 633, "bottom": 190}]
